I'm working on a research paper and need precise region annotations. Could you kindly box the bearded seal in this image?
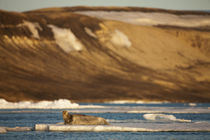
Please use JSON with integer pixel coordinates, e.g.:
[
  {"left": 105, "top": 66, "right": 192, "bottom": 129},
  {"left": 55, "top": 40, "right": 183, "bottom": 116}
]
[{"left": 62, "top": 111, "right": 109, "bottom": 125}]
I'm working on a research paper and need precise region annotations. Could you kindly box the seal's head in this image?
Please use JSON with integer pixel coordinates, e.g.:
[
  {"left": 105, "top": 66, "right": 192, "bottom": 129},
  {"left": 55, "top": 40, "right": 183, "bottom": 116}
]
[
  {"left": 62, "top": 110, "right": 71, "bottom": 124},
  {"left": 62, "top": 110, "right": 68, "bottom": 117}
]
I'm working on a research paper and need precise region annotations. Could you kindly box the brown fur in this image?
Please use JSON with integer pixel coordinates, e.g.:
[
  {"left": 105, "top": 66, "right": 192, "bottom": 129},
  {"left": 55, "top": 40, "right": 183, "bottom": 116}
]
[{"left": 62, "top": 111, "right": 109, "bottom": 125}]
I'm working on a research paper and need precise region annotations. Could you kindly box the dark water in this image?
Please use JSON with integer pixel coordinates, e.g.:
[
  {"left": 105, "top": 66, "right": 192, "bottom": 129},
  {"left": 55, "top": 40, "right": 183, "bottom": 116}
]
[
  {"left": 1, "top": 131, "right": 210, "bottom": 140},
  {"left": 0, "top": 103, "right": 210, "bottom": 140}
]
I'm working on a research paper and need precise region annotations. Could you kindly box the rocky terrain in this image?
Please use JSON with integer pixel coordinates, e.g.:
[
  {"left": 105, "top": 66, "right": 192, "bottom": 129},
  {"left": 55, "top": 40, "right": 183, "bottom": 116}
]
[{"left": 0, "top": 7, "right": 210, "bottom": 102}]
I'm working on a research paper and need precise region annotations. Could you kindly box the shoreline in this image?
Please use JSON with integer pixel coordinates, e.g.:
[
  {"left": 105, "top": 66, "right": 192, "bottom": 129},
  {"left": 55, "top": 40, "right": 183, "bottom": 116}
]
[{"left": 1, "top": 98, "right": 209, "bottom": 105}]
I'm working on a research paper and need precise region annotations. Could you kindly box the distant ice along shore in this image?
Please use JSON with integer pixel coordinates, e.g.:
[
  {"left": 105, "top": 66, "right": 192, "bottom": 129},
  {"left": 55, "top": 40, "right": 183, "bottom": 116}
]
[
  {"left": 0, "top": 99, "right": 104, "bottom": 109},
  {"left": 0, "top": 98, "right": 201, "bottom": 109},
  {"left": 106, "top": 100, "right": 169, "bottom": 104}
]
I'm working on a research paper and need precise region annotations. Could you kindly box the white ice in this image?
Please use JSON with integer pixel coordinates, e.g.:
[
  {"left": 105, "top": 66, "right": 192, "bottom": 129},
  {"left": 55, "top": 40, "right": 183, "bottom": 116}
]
[
  {"left": 0, "top": 99, "right": 107, "bottom": 109},
  {"left": 189, "top": 103, "right": 197, "bottom": 106},
  {"left": 106, "top": 100, "right": 168, "bottom": 104},
  {"left": 0, "top": 99, "right": 79, "bottom": 109},
  {"left": 35, "top": 122, "right": 210, "bottom": 132},
  {"left": 143, "top": 114, "right": 191, "bottom": 122},
  {"left": 0, "top": 126, "right": 32, "bottom": 133}
]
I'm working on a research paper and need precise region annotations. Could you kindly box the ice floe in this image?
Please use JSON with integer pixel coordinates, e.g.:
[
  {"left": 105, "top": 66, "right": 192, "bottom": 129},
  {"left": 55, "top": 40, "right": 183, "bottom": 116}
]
[
  {"left": 189, "top": 103, "right": 197, "bottom": 107},
  {"left": 143, "top": 114, "right": 191, "bottom": 122},
  {"left": 34, "top": 122, "right": 210, "bottom": 132},
  {"left": 2, "top": 122, "right": 210, "bottom": 133},
  {"left": 0, "top": 126, "right": 32, "bottom": 133}
]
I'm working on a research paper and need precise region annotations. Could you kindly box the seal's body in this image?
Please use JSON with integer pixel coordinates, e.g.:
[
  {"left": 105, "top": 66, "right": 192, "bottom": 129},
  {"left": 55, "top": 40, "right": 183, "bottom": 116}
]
[{"left": 62, "top": 111, "right": 109, "bottom": 125}]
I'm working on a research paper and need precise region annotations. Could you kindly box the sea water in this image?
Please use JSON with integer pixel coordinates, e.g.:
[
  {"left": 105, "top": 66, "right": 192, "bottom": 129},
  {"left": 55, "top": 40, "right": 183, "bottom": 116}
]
[{"left": 0, "top": 102, "right": 210, "bottom": 140}]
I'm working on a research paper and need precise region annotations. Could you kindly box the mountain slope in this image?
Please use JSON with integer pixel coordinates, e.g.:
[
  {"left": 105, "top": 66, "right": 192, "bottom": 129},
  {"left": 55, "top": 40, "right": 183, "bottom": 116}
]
[{"left": 0, "top": 7, "right": 210, "bottom": 102}]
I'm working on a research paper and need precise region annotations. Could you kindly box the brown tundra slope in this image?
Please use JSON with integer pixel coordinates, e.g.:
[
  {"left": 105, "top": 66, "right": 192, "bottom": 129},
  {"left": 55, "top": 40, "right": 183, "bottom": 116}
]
[{"left": 0, "top": 7, "right": 210, "bottom": 102}]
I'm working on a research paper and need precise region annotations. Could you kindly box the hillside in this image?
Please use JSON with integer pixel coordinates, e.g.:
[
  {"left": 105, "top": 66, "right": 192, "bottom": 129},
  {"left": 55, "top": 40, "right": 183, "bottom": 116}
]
[{"left": 0, "top": 7, "right": 210, "bottom": 102}]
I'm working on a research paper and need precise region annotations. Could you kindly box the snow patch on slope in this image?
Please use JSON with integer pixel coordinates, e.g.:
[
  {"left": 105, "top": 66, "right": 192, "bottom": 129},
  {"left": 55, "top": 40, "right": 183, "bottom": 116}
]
[
  {"left": 84, "top": 27, "right": 97, "bottom": 38},
  {"left": 48, "top": 25, "right": 83, "bottom": 53},
  {"left": 19, "top": 20, "right": 42, "bottom": 39},
  {"left": 111, "top": 30, "right": 131, "bottom": 48}
]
